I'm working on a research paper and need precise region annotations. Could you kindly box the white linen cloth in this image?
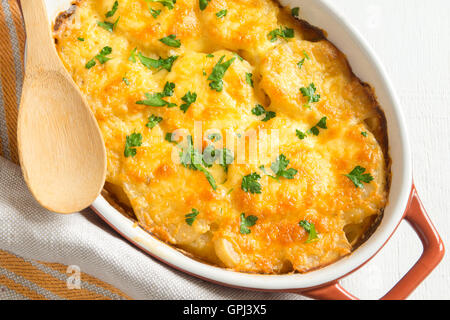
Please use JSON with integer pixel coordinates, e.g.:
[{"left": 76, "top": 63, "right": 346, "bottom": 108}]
[{"left": 0, "top": 157, "right": 304, "bottom": 300}]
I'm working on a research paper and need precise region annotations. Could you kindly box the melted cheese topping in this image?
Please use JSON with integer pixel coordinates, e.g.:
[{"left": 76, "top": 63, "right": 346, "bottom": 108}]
[{"left": 55, "top": 0, "right": 389, "bottom": 274}]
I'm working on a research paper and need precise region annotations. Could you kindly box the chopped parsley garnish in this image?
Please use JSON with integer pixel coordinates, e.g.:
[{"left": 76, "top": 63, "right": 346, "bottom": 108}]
[
  {"left": 124, "top": 132, "right": 142, "bottom": 158},
  {"left": 122, "top": 77, "right": 130, "bottom": 85},
  {"left": 246, "top": 73, "right": 254, "bottom": 87},
  {"left": 159, "top": 34, "right": 181, "bottom": 48},
  {"left": 361, "top": 131, "right": 368, "bottom": 137},
  {"left": 299, "top": 220, "right": 319, "bottom": 243},
  {"left": 180, "top": 137, "right": 217, "bottom": 190},
  {"left": 165, "top": 132, "right": 175, "bottom": 142},
  {"left": 185, "top": 208, "right": 200, "bottom": 226},
  {"left": 207, "top": 133, "right": 221, "bottom": 142},
  {"left": 129, "top": 48, "right": 137, "bottom": 62},
  {"left": 303, "top": 50, "right": 310, "bottom": 60},
  {"left": 297, "top": 50, "right": 310, "bottom": 69},
  {"left": 300, "top": 83, "right": 320, "bottom": 108},
  {"left": 344, "top": 166, "right": 374, "bottom": 188},
  {"left": 85, "top": 46, "right": 112, "bottom": 69},
  {"left": 271, "top": 154, "right": 298, "bottom": 180},
  {"left": 77, "top": 37, "right": 85, "bottom": 41},
  {"left": 136, "top": 82, "right": 177, "bottom": 107},
  {"left": 268, "top": 26, "right": 294, "bottom": 42},
  {"left": 85, "top": 59, "right": 96, "bottom": 69},
  {"left": 149, "top": 8, "right": 161, "bottom": 18},
  {"left": 180, "top": 91, "right": 197, "bottom": 113},
  {"left": 251, "top": 104, "right": 276, "bottom": 122},
  {"left": 207, "top": 55, "right": 236, "bottom": 92},
  {"left": 146, "top": 0, "right": 176, "bottom": 10},
  {"left": 162, "top": 81, "right": 175, "bottom": 97},
  {"left": 240, "top": 213, "right": 258, "bottom": 235},
  {"left": 220, "top": 148, "right": 234, "bottom": 173},
  {"left": 97, "top": 17, "right": 120, "bottom": 32},
  {"left": 241, "top": 173, "right": 262, "bottom": 194},
  {"left": 138, "top": 52, "right": 178, "bottom": 72},
  {"left": 216, "top": 9, "right": 227, "bottom": 18},
  {"left": 296, "top": 129, "right": 307, "bottom": 140},
  {"left": 308, "top": 117, "right": 327, "bottom": 136},
  {"left": 291, "top": 7, "right": 300, "bottom": 18},
  {"left": 105, "top": 1, "right": 119, "bottom": 18},
  {"left": 146, "top": 114, "right": 163, "bottom": 129},
  {"left": 199, "top": 0, "right": 211, "bottom": 11},
  {"left": 206, "top": 53, "right": 214, "bottom": 58}
]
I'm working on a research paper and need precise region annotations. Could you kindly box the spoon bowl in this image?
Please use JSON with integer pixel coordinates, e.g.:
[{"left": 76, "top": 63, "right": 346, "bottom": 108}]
[{"left": 17, "top": 0, "right": 106, "bottom": 214}]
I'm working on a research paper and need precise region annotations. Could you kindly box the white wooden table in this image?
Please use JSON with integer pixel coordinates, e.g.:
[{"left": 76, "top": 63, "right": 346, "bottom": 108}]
[{"left": 325, "top": 0, "right": 450, "bottom": 300}]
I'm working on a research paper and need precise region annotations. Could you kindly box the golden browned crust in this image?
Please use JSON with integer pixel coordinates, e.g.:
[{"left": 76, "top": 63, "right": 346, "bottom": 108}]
[{"left": 53, "top": 0, "right": 390, "bottom": 274}]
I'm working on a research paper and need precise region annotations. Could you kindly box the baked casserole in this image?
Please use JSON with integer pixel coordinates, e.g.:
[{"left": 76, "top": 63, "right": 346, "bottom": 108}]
[{"left": 54, "top": 0, "right": 390, "bottom": 274}]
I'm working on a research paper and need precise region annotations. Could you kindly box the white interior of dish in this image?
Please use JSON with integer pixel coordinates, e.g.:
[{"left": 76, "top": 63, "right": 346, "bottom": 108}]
[{"left": 44, "top": 0, "right": 412, "bottom": 290}]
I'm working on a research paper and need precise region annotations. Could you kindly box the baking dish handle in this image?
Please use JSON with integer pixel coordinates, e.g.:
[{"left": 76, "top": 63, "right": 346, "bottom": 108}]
[{"left": 298, "top": 184, "right": 444, "bottom": 300}]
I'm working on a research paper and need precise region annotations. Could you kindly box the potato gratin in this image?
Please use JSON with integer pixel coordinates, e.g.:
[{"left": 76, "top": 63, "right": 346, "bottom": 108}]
[{"left": 54, "top": 0, "right": 389, "bottom": 273}]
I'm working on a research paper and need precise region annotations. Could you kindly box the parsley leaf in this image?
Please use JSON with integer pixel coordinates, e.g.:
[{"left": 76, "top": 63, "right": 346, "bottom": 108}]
[
  {"left": 241, "top": 173, "right": 262, "bottom": 194},
  {"left": 268, "top": 26, "right": 294, "bottom": 42},
  {"left": 85, "top": 59, "right": 96, "bottom": 69},
  {"left": 136, "top": 82, "right": 176, "bottom": 107},
  {"left": 105, "top": 1, "right": 119, "bottom": 18},
  {"left": 207, "top": 133, "right": 221, "bottom": 142},
  {"left": 271, "top": 154, "right": 298, "bottom": 180},
  {"left": 308, "top": 117, "right": 327, "bottom": 136},
  {"left": 180, "top": 137, "right": 217, "bottom": 190},
  {"left": 138, "top": 52, "right": 178, "bottom": 72},
  {"left": 299, "top": 220, "right": 319, "bottom": 243},
  {"left": 180, "top": 91, "right": 197, "bottom": 113},
  {"left": 129, "top": 48, "right": 137, "bottom": 62},
  {"left": 146, "top": 114, "right": 163, "bottom": 129},
  {"left": 206, "top": 54, "right": 214, "bottom": 58},
  {"left": 344, "top": 166, "right": 374, "bottom": 188},
  {"left": 137, "top": 93, "right": 168, "bottom": 107},
  {"left": 251, "top": 104, "right": 276, "bottom": 122},
  {"left": 246, "top": 73, "right": 254, "bottom": 87},
  {"left": 297, "top": 51, "right": 310, "bottom": 69},
  {"left": 150, "top": 8, "right": 161, "bottom": 18},
  {"left": 165, "top": 132, "right": 177, "bottom": 143},
  {"left": 122, "top": 77, "right": 130, "bottom": 85},
  {"left": 77, "top": 37, "right": 85, "bottom": 41},
  {"left": 251, "top": 104, "right": 265, "bottom": 116},
  {"left": 199, "top": 0, "right": 211, "bottom": 11},
  {"left": 185, "top": 208, "right": 199, "bottom": 226},
  {"left": 361, "top": 131, "right": 368, "bottom": 137},
  {"left": 124, "top": 133, "right": 142, "bottom": 158},
  {"left": 291, "top": 7, "right": 300, "bottom": 17},
  {"left": 240, "top": 213, "right": 258, "bottom": 234},
  {"left": 300, "top": 83, "right": 320, "bottom": 108},
  {"left": 146, "top": 0, "right": 176, "bottom": 10},
  {"left": 207, "top": 56, "right": 236, "bottom": 92},
  {"left": 220, "top": 148, "right": 234, "bottom": 173},
  {"left": 162, "top": 81, "right": 175, "bottom": 97},
  {"left": 303, "top": 50, "right": 310, "bottom": 60},
  {"left": 85, "top": 46, "right": 113, "bottom": 68},
  {"left": 97, "top": 17, "right": 120, "bottom": 32},
  {"left": 159, "top": 34, "right": 181, "bottom": 48},
  {"left": 216, "top": 9, "right": 227, "bottom": 18},
  {"left": 296, "top": 129, "right": 307, "bottom": 140},
  {"left": 262, "top": 111, "right": 276, "bottom": 122}
]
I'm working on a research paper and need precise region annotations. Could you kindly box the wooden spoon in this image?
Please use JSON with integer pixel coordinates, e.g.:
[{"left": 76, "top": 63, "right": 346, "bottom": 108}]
[{"left": 17, "top": 0, "right": 106, "bottom": 214}]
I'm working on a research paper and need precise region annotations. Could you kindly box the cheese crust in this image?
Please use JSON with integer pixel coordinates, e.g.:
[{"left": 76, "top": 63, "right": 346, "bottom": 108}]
[{"left": 54, "top": 0, "right": 389, "bottom": 274}]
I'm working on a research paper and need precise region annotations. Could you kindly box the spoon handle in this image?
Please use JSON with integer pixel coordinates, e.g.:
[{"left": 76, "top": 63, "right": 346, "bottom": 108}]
[{"left": 21, "top": 0, "right": 60, "bottom": 71}]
